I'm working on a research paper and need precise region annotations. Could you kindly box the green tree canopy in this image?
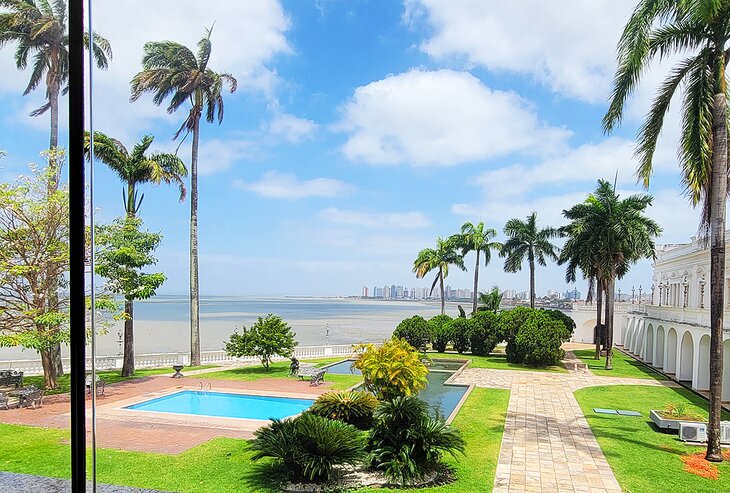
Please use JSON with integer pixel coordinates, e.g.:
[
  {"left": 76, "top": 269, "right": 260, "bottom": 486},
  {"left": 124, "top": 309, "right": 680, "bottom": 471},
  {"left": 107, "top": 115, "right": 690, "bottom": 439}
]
[
  {"left": 224, "top": 314, "right": 298, "bottom": 369},
  {"left": 413, "top": 237, "right": 465, "bottom": 315}
]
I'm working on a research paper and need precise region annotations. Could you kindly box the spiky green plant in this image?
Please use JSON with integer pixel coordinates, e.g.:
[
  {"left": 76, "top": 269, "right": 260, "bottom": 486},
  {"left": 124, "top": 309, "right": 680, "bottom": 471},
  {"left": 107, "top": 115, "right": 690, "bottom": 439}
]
[{"left": 309, "top": 390, "right": 379, "bottom": 430}]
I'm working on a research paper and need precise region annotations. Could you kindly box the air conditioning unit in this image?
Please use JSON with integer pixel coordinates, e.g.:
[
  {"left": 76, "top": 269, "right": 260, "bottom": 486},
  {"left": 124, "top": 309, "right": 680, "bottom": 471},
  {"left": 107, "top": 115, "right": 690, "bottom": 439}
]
[
  {"left": 721, "top": 421, "right": 730, "bottom": 445},
  {"left": 679, "top": 422, "right": 707, "bottom": 443}
]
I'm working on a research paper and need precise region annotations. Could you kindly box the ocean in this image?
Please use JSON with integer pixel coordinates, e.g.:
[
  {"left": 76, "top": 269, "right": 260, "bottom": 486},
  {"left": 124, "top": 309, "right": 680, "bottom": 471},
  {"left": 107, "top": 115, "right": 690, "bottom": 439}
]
[{"left": 0, "top": 296, "right": 456, "bottom": 361}]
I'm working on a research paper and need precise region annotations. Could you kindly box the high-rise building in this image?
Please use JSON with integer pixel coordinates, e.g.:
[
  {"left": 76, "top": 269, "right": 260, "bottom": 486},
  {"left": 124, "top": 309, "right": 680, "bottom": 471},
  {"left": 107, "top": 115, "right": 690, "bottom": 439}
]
[{"left": 362, "top": 286, "right": 369, "bottom": 297}]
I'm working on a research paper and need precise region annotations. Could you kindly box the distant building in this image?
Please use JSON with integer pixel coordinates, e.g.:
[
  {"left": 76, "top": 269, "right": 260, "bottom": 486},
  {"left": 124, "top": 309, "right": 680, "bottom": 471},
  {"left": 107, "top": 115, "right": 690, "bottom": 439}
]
[{"left": 362, "top": 286, "right": 369, "bottom": 297}]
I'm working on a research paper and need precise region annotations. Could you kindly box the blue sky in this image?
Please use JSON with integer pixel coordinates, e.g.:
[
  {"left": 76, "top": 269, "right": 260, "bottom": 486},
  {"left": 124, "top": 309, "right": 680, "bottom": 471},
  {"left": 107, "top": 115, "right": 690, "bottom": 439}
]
[{"left": 0, "top": 0, "right": 701, "bottom": 297}]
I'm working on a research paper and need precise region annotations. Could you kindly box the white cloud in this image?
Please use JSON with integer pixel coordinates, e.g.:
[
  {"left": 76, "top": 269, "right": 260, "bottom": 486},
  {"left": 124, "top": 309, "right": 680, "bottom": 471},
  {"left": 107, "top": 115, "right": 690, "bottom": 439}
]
[
  {"left": 195, "top": 139, "right": 256, "bottom": 176},
  {"left": 268, "top": 113, "right": 317, "bottom": 142},
  {"left": 318, "top": 208, "right": 431, "bottom": 229},
  {"left": 234, "top": 171, "right": 353, "bottom": 199},
  {"left": 337, "top": 69, "right": 570, "bottom": 166},
  {"left": 404, "top": 0, "right": 635, "bottom": 103}
]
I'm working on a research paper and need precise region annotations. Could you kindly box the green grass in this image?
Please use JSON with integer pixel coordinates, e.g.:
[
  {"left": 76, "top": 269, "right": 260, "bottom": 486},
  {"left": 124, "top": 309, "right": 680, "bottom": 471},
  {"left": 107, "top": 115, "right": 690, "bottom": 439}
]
[
  {"left": 575, "top": 385, "right": 730, "bottom": 493},
  {"left": 202, "top": 357, "right": 362, "bottom": 390},
  {"left": 0, "top": 387, "right": 510, "bottom": 492},
  {"left": 573, "top": 349, "right": 666, "bottom": 380},
  {"left": 22, "top": 366, "right": 217, "bottom": 395},
  {"left": 428, "top": 351, "right": 568, "bottom": 373}
]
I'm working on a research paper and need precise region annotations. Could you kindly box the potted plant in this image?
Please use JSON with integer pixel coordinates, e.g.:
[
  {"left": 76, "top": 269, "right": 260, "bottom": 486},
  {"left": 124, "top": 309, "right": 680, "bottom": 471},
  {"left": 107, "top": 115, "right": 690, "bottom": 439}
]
[{"left": 649, "top": 403, "right": 705, "bottom": 431}]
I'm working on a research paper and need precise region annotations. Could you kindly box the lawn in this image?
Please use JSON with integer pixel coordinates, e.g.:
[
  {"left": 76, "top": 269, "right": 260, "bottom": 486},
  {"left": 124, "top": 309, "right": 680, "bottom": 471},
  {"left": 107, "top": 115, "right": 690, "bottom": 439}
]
[
  {"left": 0, "top": 388, "right": 510, "bottom": 492},
  {"left": 575, "top": 384, "right": 730, "bottom": 493},
  {"left": 202, "top": 357, "right": 362, "bottom": 390},
  {"left": 428, "top": 350, "right": 568, "bottom": 373},
  {"left": 573, "top": 349, "right": 666, "bottom": 380}
]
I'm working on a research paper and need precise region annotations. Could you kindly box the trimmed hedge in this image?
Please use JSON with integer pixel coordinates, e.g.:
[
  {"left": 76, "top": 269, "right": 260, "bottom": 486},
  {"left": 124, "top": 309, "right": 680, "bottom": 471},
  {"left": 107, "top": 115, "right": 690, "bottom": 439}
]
[
  {"left": 393, "top": 315, "right": 431, "bottom": 350},
  {"left": 469, "top": 311, "right": 500, "bottom": 356},
  {"left": 449, "top": 317, "right": 472, "bottom": 354},
  {"left": 513, "top": 312, "right": 568, "bottom": 367},
  {"left": 428, "top": 314, "right": 453, "bottom": 352}
]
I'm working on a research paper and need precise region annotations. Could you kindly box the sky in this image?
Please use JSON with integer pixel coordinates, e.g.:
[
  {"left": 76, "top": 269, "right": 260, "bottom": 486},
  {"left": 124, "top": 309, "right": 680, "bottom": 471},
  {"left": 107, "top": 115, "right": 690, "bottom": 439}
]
[{"left": 0, "top": 0, "right": 706, "bottom": 297}]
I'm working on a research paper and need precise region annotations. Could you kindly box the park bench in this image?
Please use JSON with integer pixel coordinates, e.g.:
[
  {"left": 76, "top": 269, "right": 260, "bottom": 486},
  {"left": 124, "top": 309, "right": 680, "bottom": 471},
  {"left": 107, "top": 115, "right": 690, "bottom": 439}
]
[{"left": 296, "top": 365, "right": 327, "bottom": 386}]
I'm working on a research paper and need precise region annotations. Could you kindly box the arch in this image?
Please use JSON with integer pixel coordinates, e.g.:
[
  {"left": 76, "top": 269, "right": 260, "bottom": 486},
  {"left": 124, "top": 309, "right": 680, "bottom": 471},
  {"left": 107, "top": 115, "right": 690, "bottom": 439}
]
[
  {"left": 696, "top": 335, "right": 711, "bottom": 391},
  {"left": 724, "top": 339, "right": 730, "bottom": 402},
  {"left": 654, "top": 326, "right": 665, "bottom": 368},
  {"left": 624, "top": 319, "right": 634, "bottom": 351},
  {"left": 678, "top": 331, "right": 694, "bottom": 382},
  {"left": 665, "top": 328, "right": 678, "bottom": 374},
  {"left": 645, "top": 324, "right": 655, "bottom": 364},
  {"left": 579, "top": 319, "right": 596, "bottom": 344},
  {"left": 634, "top": 320, "right": 645, "bottom": 358}
]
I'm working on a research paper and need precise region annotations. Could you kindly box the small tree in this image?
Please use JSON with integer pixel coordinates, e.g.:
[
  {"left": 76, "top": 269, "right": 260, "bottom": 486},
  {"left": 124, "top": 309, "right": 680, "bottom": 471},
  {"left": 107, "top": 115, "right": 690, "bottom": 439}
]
[
  {"left": 352, "top": 338, "right": 428, "bottom": 400},
  {"left": 513, "top": 312, "right": 569, "bottom": 367},
  {"left": 498, "top": 306, "right": 534, "bottom": 363},
  {"left": 469, "top": 311, "right": 499, "bottom": 356},
  {"left": 428, "top": 314, "right": 453, "bottom": 353},
  {"left": 95, "top": 217, "right": 166, "bottom": 376},
  {"left": 449, "top": 317, "right": 472, "bottom": 354},
  {"left": 393, "top": 315, "right": 430, "bottom": 350},
  {"left": 224, "top": 314, "right": 297, "bottom": 369},
  {"left": 540, "top": 309, "right": 576, "bottom": 338},
  {"left": 477, "top": 286, "right": 503, "bottom": 313}
]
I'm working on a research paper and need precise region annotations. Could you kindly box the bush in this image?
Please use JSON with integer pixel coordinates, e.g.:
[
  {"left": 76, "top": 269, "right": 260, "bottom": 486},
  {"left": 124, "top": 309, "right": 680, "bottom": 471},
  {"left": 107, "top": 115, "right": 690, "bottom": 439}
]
[
  {"left": 513, "top": 312, "right": 567, "bottom": 367},
  {"left": 469, "top": 311, "right": 499, "bottom": 356},
  {"left": 498, "top": 307, "right": 535, "bottom": 363},
  {"left": 393, "top": 315, "right": 431, "bottom": 350},
  {"left": 352, "top": 338, "right": 428, "bottom": 400},
  {"left": 224, "top": 314, "right": 297, "bottom": 369},
  {"left": 250, "top": 413, "right": 365, "bottom": 484},
  {"left": 428, "top": 315, "right": 452, "bottom": 352},
  {"left": 309, "top": 390, "right": 379, "bottom": 430},
  {"left": 540, "top": 309, "right": 576, "bottom": 338},
  {"left": 449, "top": 317, "right": 472, "bottom": 354},
  {"left": 368, "top": 396, "right": 465, "bottom": 486}
]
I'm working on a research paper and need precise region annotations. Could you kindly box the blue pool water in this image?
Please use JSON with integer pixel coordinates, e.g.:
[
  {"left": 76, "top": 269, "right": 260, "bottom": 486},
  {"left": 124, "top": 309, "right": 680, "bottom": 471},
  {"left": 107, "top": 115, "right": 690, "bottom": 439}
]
[{"left": 126, "top": 391, "right": 314, "bottom": 420}]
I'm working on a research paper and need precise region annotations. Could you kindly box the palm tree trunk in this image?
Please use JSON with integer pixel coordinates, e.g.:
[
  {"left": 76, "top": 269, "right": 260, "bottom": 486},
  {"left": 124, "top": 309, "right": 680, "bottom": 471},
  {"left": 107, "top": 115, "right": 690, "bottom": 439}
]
[
  {"left": 126, "top": 182, "right": 136, "bottom": 217},
  {"left": 529, "top": 258, "right": 535, "bottom": 309},
  {"left": 472, "top": 250, "right": 480, "bottom": 314},
  {"left": 190, "top": 117, "right": 201, "bottom": 367},
  {"left": 706, "top": 92, "right": 727, "bottom": 462},
  {"left": 121, "top": 300, "right": 135, "bottom": 377},
  {"left": 49, "top": 77, "right": 59, "bottom": 152},
  {"left": 604, "top": 277, "right": 615, "bottom": 370},
  {"left": 594, "top": 280, "right": 603, "bottom": 360},
  {"left": 439, "top": 268, "right": 445, "bottom": 316}
]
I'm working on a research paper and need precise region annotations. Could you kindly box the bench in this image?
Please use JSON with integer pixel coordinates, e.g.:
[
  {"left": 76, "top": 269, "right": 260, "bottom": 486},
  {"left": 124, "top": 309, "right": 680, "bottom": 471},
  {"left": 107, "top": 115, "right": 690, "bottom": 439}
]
[
  {"left": 0, "top": 370, "right": 23, "bottom": 388},
  {"left": 296, "top": 366, "right": 327, "bottom": 386}
]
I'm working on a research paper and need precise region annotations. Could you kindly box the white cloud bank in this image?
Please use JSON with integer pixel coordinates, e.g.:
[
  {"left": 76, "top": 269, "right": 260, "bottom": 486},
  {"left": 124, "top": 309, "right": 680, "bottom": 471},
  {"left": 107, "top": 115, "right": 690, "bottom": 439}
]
[
  {"left": 268, "top": 113, "right": 317, "bottom": 143},
  {"left": 234, "top": 171, "right": 353, "bottom": 199},
  {"left": 318, "top": 208, "right": 431, "bottom": 229}
]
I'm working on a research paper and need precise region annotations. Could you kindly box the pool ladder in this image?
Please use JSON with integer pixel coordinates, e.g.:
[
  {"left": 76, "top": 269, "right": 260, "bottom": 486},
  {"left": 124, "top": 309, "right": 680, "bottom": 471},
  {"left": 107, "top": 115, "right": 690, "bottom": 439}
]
[{"left": 196, "top": 381, "right": 212, "bottom": 394}]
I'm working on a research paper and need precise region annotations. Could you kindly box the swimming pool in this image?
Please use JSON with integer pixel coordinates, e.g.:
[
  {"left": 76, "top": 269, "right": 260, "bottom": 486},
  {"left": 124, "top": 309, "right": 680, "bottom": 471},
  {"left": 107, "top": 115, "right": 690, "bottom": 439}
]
[{"left": 125, "top": 391, "right": 314, "bottom": 420}]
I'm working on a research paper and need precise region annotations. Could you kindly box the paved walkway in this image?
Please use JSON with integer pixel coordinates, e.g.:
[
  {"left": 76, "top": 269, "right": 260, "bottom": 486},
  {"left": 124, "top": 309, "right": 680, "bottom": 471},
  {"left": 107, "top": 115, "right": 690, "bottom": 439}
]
[
  {"left": 452, "top": 360, "right": 680, "bottom": 493},
  {"left": 0, "top": 471, "right": 173, "bottom": 492}
]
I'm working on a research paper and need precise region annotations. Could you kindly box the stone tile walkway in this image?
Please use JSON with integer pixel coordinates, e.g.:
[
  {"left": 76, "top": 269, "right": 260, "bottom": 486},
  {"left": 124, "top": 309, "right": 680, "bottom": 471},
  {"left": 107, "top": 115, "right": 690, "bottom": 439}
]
[
  {"left": 0, "top": 471, "right": 173, "bottom": 492},
  {"left": 453, "top": 363, "right": 679, "bottom": 493}
]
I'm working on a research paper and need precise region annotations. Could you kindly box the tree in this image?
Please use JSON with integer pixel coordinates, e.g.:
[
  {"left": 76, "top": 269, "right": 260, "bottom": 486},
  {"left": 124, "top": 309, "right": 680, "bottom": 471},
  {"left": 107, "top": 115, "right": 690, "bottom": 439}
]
[
  {"left": 0, "top": 0, "right": 111, "bottom": 151},
  {"left": 84, "top": 132, "right": 187, "bottom": 217},
  {"left": 352, "top": 338, "right": 428, "bottom": 400},
  {"left": 413, "top": 237, "right": 465, "bottom": 315},
  {"left": 453, "top": 221, "right": 502, "bottom": 314},
  {"left": 477, "top": 286, "right": 503, "bottom": 313},
  {"left": 95, "top": 217, "right": 166, "bottom": 376},
  {"left": 0, "top": 151, "right": 68, "bottom": 389},
  {"left": 224, "top": 314, "right": 297, "bottom": 369},
  {"left": 561, "top": 181, "right": 660, "bottom": 372},
  {"left": 393, "top": 315, "right": 430, "bottom": 350},
  {"left": 604, "top": 0, "right": 730, "bottom": 462},
  {"left": 500, "top": 212, "right": 558, "bottom": 308},
  {"left": 130, "top": 27, "right": 237, "bottom": 367}
]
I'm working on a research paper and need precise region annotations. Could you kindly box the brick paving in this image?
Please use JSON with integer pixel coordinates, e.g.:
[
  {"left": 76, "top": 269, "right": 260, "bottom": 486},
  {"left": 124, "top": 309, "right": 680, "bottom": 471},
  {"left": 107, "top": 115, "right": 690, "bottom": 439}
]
[
  {"left": 453, "top": 363, "right": 680, "bottom": 493},
  {"left": 0, "top": 471, "right": 173, "bottom": 492}
]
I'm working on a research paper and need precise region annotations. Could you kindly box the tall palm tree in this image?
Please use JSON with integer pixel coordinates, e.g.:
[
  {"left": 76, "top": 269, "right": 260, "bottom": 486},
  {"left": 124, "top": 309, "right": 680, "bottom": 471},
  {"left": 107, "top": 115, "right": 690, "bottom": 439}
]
[
  {"left": 413, "top": 237, "right": 465, "bottom": 315},
  {"left": 130, "top": 27, "right": 237, "bottom": 366},
  {"left": 603, "top": 0, "right": 730, "bottom": 462},
  {"left": 0, "top": 0, "right": 112, "bottom": 151},
  {"left": 477, "top": 286, "right": 502, "bottom": 313},
  {"left": 84, "top": 132, "right": 187, "bottom": 217},
  {"left": 500, "top": 212, "right": 558, "bottom": 309},
  {"left": 453, "top": 221, "right": 502, "bottom": 314}
]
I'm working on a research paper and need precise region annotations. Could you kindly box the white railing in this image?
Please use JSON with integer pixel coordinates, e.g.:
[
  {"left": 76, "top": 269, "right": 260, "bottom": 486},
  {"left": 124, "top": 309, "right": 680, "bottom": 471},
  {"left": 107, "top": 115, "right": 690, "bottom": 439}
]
[{"left": 0, "top": 344, "right": 362, "bottom": 376}]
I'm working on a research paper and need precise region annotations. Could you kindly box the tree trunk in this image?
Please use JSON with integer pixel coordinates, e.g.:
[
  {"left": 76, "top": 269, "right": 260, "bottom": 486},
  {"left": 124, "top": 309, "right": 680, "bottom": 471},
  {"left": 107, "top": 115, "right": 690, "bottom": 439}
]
[
  {"left": 439, "top": 267, "right": 445, "bottom": 316},
  {"left": 529, "top": 257, "right": 535, "bottom": 309},
  {"left": 472, "top": 250, "right": 480, "bottom": 314},
  {"left": 594, "top": 280, "right": 603, "bottom": 360},
  {"left": 605, "top": 277, "right": 615, "bottom": 370},
  {"left": 47, "top": 76, "right": 63, "bottom": 376},
  {"left": 50, "top": 342, "right": 64, "bottom": 376},
  {"left": 706, "top": 92, "right": 727, "bottom": 462},
  {"left": 49, "top": 72, "right": 59, "bottom": 152},
  {"left": 190, "top": 118, "right": 201, "bottom": 367},
  {"left": 126, "top": 182, "right": 136, "bottom": 216},
  {"left": 40, "top": 348, "right": 58, "bottom": 390},
  {"left": 121, "top": 300, "right": 135, "bottom": 377}
]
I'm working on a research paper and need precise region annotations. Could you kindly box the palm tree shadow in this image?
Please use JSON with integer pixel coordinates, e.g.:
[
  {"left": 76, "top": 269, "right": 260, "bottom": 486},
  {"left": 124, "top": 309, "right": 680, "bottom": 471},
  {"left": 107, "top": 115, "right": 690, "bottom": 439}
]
[{"left": 239, "top": 461, "right": 288, "bottom": 493}]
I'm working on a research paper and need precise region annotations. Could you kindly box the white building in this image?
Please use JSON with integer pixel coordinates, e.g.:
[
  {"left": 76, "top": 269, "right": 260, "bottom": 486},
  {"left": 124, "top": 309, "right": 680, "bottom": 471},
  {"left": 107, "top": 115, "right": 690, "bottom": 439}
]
[{"left": 621, "top": 236, "right": 730, "bottom": 402}]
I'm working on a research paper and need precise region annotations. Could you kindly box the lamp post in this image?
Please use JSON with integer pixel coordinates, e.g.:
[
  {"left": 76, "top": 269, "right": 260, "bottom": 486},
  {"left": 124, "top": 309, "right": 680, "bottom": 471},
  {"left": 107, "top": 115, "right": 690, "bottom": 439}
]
[
  {"left": 325, "top": 324, "right": 330, "bottom": 346},
  {"left": 631, "top": 286, "right": 635, "bottom": 304},
  {"left": 618, "top": 287, "right": 622, "bottom": 303},
  {"left": 652, "top": 284, "right": 656, "bottom": 305},
  {"left": 638, "top": 285, "right": 642, "bottom": 304}
]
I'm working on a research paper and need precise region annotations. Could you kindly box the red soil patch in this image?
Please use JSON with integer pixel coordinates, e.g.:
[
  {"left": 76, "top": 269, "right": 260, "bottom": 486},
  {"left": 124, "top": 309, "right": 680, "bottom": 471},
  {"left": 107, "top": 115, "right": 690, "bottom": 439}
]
[{"left": 681, "top": 450, "right": 730, "bottom": 480}]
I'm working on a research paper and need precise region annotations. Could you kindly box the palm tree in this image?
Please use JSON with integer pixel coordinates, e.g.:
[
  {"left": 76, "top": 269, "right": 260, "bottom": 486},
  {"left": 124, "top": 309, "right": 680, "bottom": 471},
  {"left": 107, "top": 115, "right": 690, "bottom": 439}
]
[
  {"left": 0, "top": 0, "right": 112, "bottom": 151},
  {"left": 453, "top": 221, "right": 502, "bottom": 314},
  {"left": 500, "top": 212, "right": 558, "bottom": 309},
  {"left": 477, "top": 286, "right": 502, "bottom": 313},
  {"left": 603, "top": 0, "right": 730, "bottom": 462},
  {"left": 84, "top": 132, "right": 187, "bottom": 217},
  {"left": 130, "top": 27, "right": 237, "bottom": 366},
  {"left": 561, "top": 181, "right": 660, "bottom": 371},
  {"left": 413, "top": 237, "right": 465, "bottom": 315}
]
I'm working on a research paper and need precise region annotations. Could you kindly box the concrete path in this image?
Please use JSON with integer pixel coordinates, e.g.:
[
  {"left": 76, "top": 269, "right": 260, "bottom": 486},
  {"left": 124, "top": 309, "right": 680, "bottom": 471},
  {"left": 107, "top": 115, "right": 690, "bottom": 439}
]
[
  {"left": 452, "top": 363, "right": 679, "bottom": 493},
  {"left": 0, "top": 471, "right": 173, "bottom": 492}
]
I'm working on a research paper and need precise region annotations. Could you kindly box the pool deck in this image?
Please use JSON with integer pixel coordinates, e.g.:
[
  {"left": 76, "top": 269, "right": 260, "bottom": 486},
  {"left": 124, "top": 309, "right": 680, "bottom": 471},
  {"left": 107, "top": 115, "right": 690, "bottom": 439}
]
[{"left": 0, "top": 373, "right": 336, "bottom": 454}]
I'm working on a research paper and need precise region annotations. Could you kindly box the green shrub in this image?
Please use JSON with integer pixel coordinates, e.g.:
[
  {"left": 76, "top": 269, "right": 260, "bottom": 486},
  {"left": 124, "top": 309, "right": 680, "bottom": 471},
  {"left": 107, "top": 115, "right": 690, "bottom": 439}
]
[
  {"left": 352, "top": 339, "right": 428, "bottom": 400},
  {"left": 513, "top": 312, "right": 567, "bottom": 367},
  {"left": 499, "top": 307, "right": 534, "bottom": 362},
  {"left": 449, "top": 317, "right": 472, "bottom": 354},
  {"left": 368, "top": 396, "right": 465, "bottom": 486},
  {"left": 224, "top": 314, "right": 297, "bottom": 369},
  {"left": 393, "top": 315, "right": 431, "bottom": 350},
  {"left": 309, "top": 390, "right": 379, "bottom": 430},
  {"left": 250, "top": 413, "right": 365, "bottom": 483},
  {"left": 428, "top": 315, "right": 452, "bottom": 352},
  {"left": 469, "top": 311, "right": 499, "bottom": 356},
  {"left": 540, "top": 309, "right": 576, "bottom": 337}
]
